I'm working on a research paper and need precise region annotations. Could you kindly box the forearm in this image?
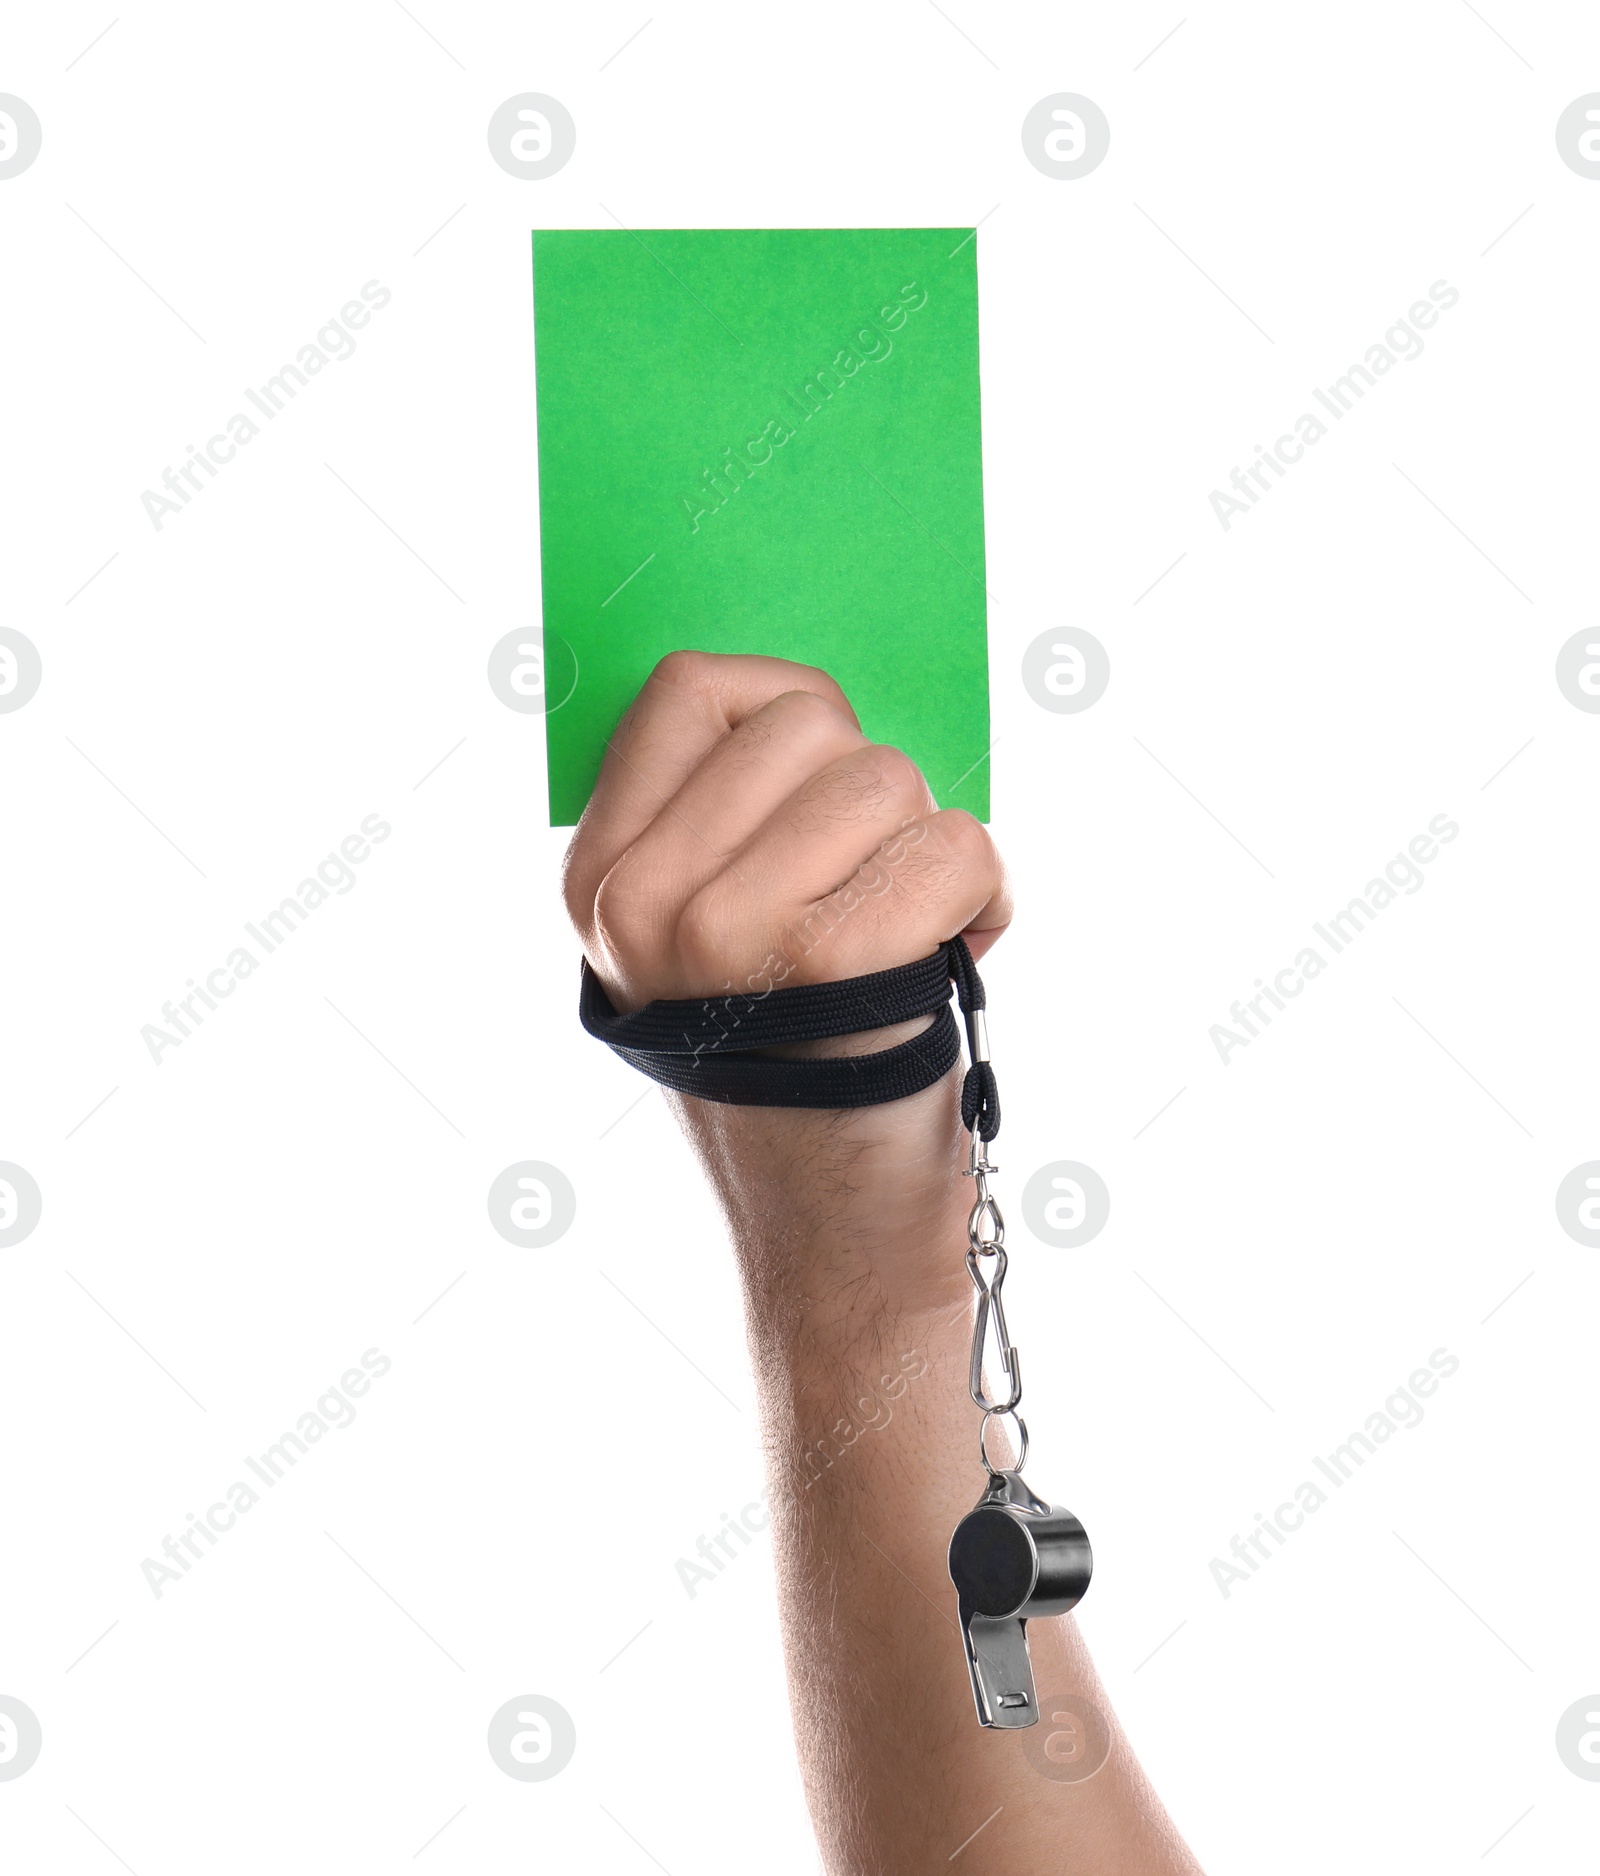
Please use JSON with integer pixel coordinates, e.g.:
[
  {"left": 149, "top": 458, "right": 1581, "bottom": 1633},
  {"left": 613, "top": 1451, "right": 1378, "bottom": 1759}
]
[{"left": 676, "top": 1075, "right": 1203, "bottom": 1876}]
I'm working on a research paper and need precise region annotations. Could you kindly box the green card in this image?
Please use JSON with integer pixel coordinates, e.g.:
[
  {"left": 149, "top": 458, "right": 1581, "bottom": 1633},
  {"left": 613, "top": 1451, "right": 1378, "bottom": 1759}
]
[{"left": 531, "top": 227, "right": 991, "bottom": 826}]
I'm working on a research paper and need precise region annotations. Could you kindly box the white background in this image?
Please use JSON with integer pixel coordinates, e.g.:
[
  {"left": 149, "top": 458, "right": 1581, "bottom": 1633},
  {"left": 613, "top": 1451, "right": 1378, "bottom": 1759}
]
[{"left": 2, "top": 2, "right": 1597, "bottom": 1870}]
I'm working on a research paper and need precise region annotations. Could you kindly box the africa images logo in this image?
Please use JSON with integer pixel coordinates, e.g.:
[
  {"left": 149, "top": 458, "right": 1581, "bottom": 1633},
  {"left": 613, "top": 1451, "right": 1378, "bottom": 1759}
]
[
  {"left": 1207, "top": 281, "right": 1460, "bottom": 530},
  {"left": 679, "top": 282, "right": 929, "bottom": 534},
  {"left": 140, "top": 1350, "right": 392, "bottom": 1598},
  {"left": 1209, "top": 814, "right": 1458, "bottom": 1064},
  {"left": 1208, "top": 1349, "right": 1459, "bottom": 1597},
  {"left": 139, "top": 282, "right": 393, "bottom": 530},
  {"left": 141, "top": 815, "right": 390, "bottom": 1064}
]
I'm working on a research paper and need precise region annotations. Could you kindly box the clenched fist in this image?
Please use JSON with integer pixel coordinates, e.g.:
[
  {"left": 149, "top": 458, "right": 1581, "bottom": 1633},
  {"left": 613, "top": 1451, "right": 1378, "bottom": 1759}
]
[{"left": 562, "top": 650, "right": 1011, "bottom": 1024}]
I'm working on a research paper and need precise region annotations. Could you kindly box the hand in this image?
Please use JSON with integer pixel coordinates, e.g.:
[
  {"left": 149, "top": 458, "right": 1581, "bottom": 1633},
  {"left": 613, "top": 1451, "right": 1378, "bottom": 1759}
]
[{"left": 562, "top": 649, "right": 1011, "bottom": 1016}]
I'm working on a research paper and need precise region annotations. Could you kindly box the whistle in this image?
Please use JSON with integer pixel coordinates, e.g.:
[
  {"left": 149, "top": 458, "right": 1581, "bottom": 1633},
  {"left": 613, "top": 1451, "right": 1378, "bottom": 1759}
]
[{"left": 947, "top": 1470, "right": 1093, "bottom": 1728}]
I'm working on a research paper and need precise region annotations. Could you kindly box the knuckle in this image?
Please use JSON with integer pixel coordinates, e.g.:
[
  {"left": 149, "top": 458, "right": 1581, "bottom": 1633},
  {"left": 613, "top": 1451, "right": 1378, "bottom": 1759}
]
[
  {"left": 927, "top": 809, "right": 999, "bottom": 887},
  {"left": 674, "top": 883, "right": 735, "bottom": 979},
  {"left": 786, "top": 660, "right": 855, "bottom": 720},
  {"left": 865, "top": 744, "right": 928, "bottom": 813},
  {"left": 591, "top": 857, "right": 654, "bottom": 959},
  {"left": 807, "top": 745, "right": 924, "bottom": 824},
  {"left": 560, "top": 817, "right": 609, "bottom": 935},
  {"left": 774, "top": 686, "right": 847, "bottom": 731},
  {"left": 932, "top": 807, "right": 994, "bottom": 866},
  {"left": 874, "top": 742, "right": 922, "bottom": 802},
  {"left": 723, "top": 690, "right": 840, "bottom": 771},
  {"left": 648, "top": 648, "right": 714, "bottom": 692},
  {"left": 766, "top": 688, "right": 861, "bottom": 757},
  {"left": 560, "top": 854, "right": 591, "bottom": 933},
  {"left": 887, "top": 810, "right": 993, "bottom": 905}
]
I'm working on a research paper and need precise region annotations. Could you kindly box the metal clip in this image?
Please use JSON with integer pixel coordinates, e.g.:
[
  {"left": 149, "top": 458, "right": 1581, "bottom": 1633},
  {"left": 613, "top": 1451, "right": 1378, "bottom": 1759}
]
[{"left": 966, "top": 1246, "right": 1021, "bottom": 1413}]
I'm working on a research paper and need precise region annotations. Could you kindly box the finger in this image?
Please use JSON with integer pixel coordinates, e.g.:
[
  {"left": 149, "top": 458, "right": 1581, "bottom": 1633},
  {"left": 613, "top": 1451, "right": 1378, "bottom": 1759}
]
[
  {"left": 680, "top": 808, "right": 1010, "bottom": 992},
  {"left": 567, "top": 651, "right": 858, "bottom": 919},
  {"left": 788, "top": 810, "right": 1011, "bottom": 982},
  {"left": 589, "top": 690, "right": 868, "bottom": 960},
  {"left": 711, "top": 741, "right": 938, "bottom": 912}
]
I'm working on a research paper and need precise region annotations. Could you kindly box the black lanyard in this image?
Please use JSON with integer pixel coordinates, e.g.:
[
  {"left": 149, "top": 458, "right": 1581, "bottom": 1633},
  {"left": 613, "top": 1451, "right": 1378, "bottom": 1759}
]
[{"left": 579, "top": 935, "right": 997, "bottom": 1136}]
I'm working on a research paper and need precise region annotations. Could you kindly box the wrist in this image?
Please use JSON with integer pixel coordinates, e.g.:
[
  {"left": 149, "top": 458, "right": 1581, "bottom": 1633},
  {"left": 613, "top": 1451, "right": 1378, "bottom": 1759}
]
[{"left": 668, "top": 1067, "right": 977, "bottom": 1334}]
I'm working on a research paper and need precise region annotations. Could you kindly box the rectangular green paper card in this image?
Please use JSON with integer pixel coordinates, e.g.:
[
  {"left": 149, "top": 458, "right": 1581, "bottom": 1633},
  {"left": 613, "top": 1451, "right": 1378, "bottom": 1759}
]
[{"left": 531, "top": 227, "right": 990, "bottom": 826}]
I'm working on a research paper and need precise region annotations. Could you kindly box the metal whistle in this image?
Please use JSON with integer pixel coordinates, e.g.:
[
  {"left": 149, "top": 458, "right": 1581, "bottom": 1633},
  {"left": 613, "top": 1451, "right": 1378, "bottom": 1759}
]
[{"left": 947, "top": 1470, "right": 1092, "bottom": 1729}]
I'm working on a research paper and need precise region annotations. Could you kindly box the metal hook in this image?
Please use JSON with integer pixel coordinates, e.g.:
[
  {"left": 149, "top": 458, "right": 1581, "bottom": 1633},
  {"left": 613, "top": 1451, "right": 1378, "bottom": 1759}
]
[{"left": 966, "top": 1246, "right": 1022, "bottom": 1414}]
